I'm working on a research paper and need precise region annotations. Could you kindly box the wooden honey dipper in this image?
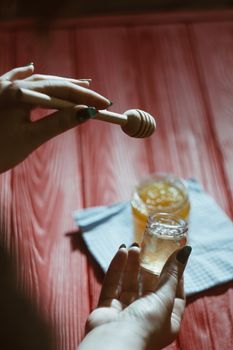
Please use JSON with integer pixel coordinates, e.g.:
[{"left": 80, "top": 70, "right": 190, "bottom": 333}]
[{"left": 18, "top": 88, "right": 156, "bottom": 138}]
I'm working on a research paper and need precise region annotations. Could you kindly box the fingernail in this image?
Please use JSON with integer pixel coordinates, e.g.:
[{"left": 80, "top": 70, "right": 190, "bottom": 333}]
[
  {"left": 79, "top": 78, "right": 92, "bottom": 82},
  {"left": 176, "top": 246, "right": 192, "bottom": 264},
  {"left": 76, "top": 107, "right": 97, "bottom": 122},
  {"left": 108, "top": 100, "right": 113, "bottom": 106},
  {"left": 26, "top": 62, "right": 34, "bottom": 66},
  {"left": 130, "top": 242, "right": 139, "bottom": 248},
  {"left": 119, "top": 244, "right": 126, "bottom": 249}
]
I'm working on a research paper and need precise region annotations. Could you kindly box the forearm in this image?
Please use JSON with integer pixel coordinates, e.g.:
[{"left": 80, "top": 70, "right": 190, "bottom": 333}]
[{"left": 77, "top": 322, "right": 148, "bottom": 350}]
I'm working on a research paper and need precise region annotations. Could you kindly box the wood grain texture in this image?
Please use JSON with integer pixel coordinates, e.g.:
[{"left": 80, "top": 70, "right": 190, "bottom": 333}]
[
  {"left": 190, "top": 21, "right": 233, "bottom": 212},
  {"left": 124, "top": 24, "right": 232, "bottom": 213},
  {"left": 74, "top": 26, "right": 153, "bottom": 307},
  {"left": 0, "top": 11, "right": 233, "bottom": 350},
  {"left": 74, "top": 22, "right": 233, "bottom": 350},
  {"left": 1, "top": 29, "right": 90, "bottom": 349}
]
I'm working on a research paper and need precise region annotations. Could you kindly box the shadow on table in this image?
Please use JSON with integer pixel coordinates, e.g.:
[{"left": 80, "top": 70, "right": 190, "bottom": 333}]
[
  {"left": 67, "top": 230, "right": 104, "bottom": 284},
  {"left": 187, "top": 281, "right": 233, "bottom": 305},
  {"left": 0, "top": 244, "right": 53, "bottom": 350},
  {"left": 67, "top": 231, "right": 233, "bottom": 300}
]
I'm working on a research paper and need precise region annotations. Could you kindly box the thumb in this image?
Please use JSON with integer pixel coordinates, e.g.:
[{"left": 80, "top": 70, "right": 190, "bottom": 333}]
[
  {"left": 155, "top": 246, "right": 192, "bottom": 312},
  {"left": 29, "top": 105, "right": 97, "bottom": 147}
]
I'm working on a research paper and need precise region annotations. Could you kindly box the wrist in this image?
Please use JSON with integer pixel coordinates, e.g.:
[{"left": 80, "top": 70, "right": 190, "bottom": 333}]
[{"left": 78, "top": 322, "right": 148, "bottom": 350}]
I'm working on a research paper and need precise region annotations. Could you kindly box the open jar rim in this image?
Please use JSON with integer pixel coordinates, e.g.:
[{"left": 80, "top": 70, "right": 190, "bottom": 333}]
[{"left": 146, "top": 212, "right": 189, "bottom": 237}]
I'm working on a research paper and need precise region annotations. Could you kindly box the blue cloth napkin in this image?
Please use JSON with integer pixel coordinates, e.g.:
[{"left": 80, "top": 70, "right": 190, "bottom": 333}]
[{"left": 73, "top": 180, "right": 233, "bottom": 296}]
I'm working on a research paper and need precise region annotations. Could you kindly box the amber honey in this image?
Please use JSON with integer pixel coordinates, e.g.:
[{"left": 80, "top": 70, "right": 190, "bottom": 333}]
[{"left": 131, "top": 173, "right": 190, "bottom": 244}]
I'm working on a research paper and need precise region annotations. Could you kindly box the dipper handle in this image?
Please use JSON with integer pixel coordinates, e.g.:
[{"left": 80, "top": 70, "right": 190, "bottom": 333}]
[
  {"left": 18, "top": 88, "right": 156, "bottom": 137},
  {"left": 18, "top": 88, "right": 128, "bottom": 125}
]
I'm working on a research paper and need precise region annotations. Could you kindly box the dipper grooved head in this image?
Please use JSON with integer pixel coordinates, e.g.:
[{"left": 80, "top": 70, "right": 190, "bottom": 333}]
[{"left": 121, "top": 109, "right": 156, "bottom": 138}]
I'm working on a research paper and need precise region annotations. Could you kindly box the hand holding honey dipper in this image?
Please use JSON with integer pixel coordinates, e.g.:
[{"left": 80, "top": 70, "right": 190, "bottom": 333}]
[
  {"left": 0, "top": 65, "right": 193, "bottom": 350},
  {"left": 0, "top": 64, "right": 155, "bottom": 173},
  {"left": 16, "top": 87, "right": 156, "bottom": 138}
]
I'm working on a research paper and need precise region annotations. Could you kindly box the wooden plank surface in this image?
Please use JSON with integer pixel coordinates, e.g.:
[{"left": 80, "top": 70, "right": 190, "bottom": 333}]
[
  {"left": 0, "top": 11, "right": 233, "bottom": 350},
  {"left": 74, "top": 22, "right": 233, "bottom": 350},
  {"left": 0, "top": 29, "right": 90, "bottom": 349},
  {"left": 74, "top": 26, "right": 153, "bottom": 307},
  {"left": 190, "top": 21, "right": 233, "bottom": 211}
]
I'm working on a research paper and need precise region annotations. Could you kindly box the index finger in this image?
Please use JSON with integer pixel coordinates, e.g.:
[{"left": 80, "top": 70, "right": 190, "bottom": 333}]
[
  {"left": 24, "top": 74, "right": 92, "bottom": 87},
  {"left": 98, "top": 245, "right": 128, "bottom": 307},
  {"left": 120, "top": 245, "right": 140, "bottom": 305},
  {"left": 15, "top": 79, "right": 112, "bottom": 110}
]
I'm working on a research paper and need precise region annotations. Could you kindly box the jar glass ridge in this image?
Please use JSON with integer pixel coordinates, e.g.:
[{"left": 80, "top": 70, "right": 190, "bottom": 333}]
[{"left": 140, "top": 213, "right": 188, "bottom": 275}]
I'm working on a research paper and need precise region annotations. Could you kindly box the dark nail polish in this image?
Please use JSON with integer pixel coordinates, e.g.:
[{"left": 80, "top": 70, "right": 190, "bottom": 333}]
[
  {"left": 119, "top": 244, "right": 126, "bottom": 249},
  {"left": 108, "top": 100, "right": 113, "bottom": 106},
  {"left": 130, "top": 242, "right": 140, "bottom": 248},
  {"left": 176, "top": 246, "right": 192, "bottom": 264},
  {"left": 76, "top": 107, "right": 97, "bottom": 122},
  {"left": 26, "top": 62, "right": 34, "bottom": 66}
]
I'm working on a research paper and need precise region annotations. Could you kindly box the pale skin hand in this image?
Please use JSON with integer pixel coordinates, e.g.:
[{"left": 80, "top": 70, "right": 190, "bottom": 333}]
[
  {"left": 78, "top": 245, "right": 191, "bottom": 350},
  {"left": 0, "top": 64, "right": 111, "bottom": 173}
]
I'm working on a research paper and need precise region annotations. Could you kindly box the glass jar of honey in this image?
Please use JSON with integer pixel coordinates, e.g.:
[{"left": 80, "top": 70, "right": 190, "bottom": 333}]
[
  {"left": 131, "top": 173, "right": 190, "bottom": 244},
  {"left": 140, "top": 213, "right": 188, "bottom": 275}
]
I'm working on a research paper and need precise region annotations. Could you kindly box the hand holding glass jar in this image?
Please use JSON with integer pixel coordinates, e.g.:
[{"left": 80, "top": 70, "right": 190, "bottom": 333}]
[{"left": 131, "top": 173, "right": 190, "bottom": 275}]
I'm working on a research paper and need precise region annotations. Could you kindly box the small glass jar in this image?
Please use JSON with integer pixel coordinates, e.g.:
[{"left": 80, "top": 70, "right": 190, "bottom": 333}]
[
  {"left": 140, "top": 213, "right": 188, "bottom": 275},
  {"left": 131, "top": 173, "right": 190, "bottom": 244}
]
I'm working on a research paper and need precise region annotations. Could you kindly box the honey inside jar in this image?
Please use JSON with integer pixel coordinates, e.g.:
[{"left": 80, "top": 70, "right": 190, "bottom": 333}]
[
  {"left": 131, "top": 173, "right": 190, "bottom": 244},
  {"left": 140, "top": 213, "right": 188, "bottom": 275}
]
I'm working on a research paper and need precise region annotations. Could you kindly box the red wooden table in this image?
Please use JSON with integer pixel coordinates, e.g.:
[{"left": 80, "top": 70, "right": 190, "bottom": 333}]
[{"left": 0, "top": 10, "right": 233, "bottom": 350}]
